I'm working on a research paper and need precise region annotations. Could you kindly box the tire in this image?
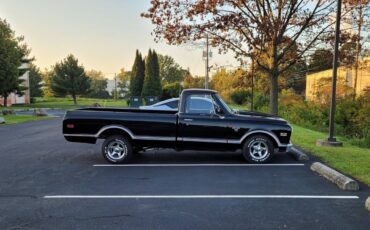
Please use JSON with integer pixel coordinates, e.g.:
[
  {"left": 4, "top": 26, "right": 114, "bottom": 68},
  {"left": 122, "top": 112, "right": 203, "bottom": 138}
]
[
  {"left": 102, "top": 135, "right": 132, "bottom": 164},
  {"left": 242, "top": 135, "right": 274, "bottom": 163}
]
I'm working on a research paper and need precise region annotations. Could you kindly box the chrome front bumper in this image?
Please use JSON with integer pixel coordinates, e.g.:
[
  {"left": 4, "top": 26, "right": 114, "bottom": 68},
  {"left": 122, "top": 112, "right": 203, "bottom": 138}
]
[{"left": 286, "top": 143, "right": 293, "bottom": 152}]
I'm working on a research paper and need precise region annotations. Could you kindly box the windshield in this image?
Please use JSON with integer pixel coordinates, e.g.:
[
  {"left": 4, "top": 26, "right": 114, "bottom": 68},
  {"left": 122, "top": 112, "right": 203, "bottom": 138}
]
[{"left": 215, "top": 94, "right": 233, "bottom": 114}]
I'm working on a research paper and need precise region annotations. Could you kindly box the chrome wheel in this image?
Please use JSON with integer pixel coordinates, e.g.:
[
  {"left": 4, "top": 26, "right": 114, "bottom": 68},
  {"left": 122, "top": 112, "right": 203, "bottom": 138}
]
[
  {"left": 106, "top": 140, "right": 127, "bottom": 160},
  {"left": 249, "top": 140, "right": 268, "bottom": 160}
]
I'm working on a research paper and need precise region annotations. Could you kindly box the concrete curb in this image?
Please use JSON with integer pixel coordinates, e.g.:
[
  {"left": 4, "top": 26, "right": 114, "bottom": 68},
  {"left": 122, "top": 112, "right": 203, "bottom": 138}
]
[
  {"left": 310, "top": 162, "right": 359, "bottom": 191},
  {"left": 288, "top": 146, "right": 309, "bottom": 161},
  {"left": 366, "top": 197, "right": 370, "bottom": 212}
]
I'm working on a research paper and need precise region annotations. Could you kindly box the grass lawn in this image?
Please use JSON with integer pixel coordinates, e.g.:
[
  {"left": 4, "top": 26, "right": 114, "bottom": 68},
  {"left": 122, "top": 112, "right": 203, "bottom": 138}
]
[
  {"left": 291, "top": 124, "right": 370, "bottom": 186},
  {"left": 4, "top": 97, "right": 128, "bottom": 110},
  {"left": 0, "top": 114, "right": 53, "bottom": 125}
]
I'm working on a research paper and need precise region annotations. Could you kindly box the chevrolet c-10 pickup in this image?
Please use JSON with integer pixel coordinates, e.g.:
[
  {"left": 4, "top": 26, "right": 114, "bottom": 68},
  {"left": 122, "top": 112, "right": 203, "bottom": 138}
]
[{"left": 63, "top": 89, "right": 292, "bottom": 164}]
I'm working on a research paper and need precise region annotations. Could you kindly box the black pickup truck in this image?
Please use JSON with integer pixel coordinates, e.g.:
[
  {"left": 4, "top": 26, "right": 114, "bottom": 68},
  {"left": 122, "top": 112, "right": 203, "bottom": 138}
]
[{"left": 63, "top": 89, "right": 292, "bottom": 164}]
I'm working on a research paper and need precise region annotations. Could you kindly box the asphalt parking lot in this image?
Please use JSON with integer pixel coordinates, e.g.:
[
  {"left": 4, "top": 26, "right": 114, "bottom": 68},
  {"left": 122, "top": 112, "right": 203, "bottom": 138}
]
[{"left": 0, "top": 118, "right": 369, "bottom": 229}]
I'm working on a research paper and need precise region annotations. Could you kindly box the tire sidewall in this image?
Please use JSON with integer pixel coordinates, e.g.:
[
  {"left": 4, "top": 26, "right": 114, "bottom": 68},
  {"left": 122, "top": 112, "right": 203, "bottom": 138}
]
[
  {"left": 102, "top": 135, "right": 132, "bottom": 164},
  {"left": 243, "top": 135, "right": 273, "bottom": 163}
]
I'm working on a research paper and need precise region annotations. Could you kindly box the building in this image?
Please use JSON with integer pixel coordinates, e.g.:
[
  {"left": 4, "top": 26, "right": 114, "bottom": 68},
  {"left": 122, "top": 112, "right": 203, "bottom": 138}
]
[
  {"left": 106, "top": 79, "right": 130, "bottom": 98},
  {"left": 106, "top": 79, "right": 116, "bottom": 95},
  {"left": 0, "top": 63, "right": 31, "bottom": 106},
  {"left": 306, "top": 58, "right": 370, "bottom": 101}
]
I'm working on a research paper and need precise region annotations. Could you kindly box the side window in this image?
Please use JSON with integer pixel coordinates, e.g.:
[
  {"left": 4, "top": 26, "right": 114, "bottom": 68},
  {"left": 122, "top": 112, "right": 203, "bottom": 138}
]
[{"left": 185, "top": 94, "right": 214, "bottom": 114}]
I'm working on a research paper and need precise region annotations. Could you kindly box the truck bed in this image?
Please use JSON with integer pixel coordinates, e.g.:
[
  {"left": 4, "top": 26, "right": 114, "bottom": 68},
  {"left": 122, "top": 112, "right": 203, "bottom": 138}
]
[{"left": 63, "top": 107, "right": 178, "bottom": 144}]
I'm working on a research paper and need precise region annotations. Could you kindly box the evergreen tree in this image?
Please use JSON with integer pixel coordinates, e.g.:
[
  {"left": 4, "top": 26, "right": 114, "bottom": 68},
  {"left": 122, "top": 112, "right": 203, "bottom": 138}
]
[
  {"left": 0, "top": 19, "right": 30, "bottom": 107},
  {"left": 29, "top": 64, "right": 43, "bottom": 98},
  {"left": 142, "top": 49, "right": 162, "bottom": 97},
  {"left": 129, "top": 50, "right": 145, "bottom": 96},
  {"left": 50, "top": 54, "right": 91, "bottom": 104}
]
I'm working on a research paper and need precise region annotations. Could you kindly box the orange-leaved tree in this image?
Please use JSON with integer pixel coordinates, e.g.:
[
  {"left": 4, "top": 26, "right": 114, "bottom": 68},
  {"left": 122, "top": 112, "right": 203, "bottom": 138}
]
[{"left": 142, "top": 0, "right": 337, "bottom": 115}]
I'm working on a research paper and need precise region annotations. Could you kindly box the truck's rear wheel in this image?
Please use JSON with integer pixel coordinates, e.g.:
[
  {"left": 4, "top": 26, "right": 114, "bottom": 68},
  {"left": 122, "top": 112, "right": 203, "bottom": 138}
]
[
  {"left": 102, "top": 135, "right": 132, "bottom": 164},
  {"left": 242, "top": 135, "right": 274, "bottom": 163}
]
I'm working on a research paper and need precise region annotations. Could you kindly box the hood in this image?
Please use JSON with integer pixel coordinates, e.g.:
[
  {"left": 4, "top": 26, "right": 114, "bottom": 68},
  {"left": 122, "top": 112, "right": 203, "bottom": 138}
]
[
  {"left": 237, "top": 110, "right": 278, "bottom": 118},
  {"left": 235, "top": 110, "right": 287, "bottom": 123}
]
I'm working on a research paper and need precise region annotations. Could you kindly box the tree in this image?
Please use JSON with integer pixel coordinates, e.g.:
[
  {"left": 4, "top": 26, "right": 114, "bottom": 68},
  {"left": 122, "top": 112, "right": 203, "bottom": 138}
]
[
  {"left": 142, "top": 49, "right": 162, "bottom": 97},
  {"left": 41, "top": 69, "right": 54, "bottom": 97},
  {"left": 50, "top": 54, "right": 91, "bottom": 104},
  {"left": 183, "top": 72, "right": 205, "bottom": 89},
  {"left": 308, "top": 49, "right": 333, "bottom": 73},
  {"left": 143, "top": 0, "right": 337, "bottom": 115},
  {"left": 87, "top": 70, "right": 109, "bottom": 99},
  {"left": 161, "top": 82, "right": 183, "bottom": 100},
  {"left": 29, "top": 64, "right": 43, "bottom": 98},
  {"left": 158, "top": 54, "right": 186, "bottom": 84},
  {"left": 322, "top": 31, "right": 359, "bottom": 67},
  {"left": 343, "top": 0, "right": 370, "bottom": 98},
  {"left": 117, "top": 68, "right": 131, "bottom": 98},
  {"left": 283, "top": 59, "right": 307, "bottom": 95},
  {"left": 211, "top": 68, "right": 250, "bottom": 102},
  {"left": 0, "top": 18, "right": 30, "bottom": 107},
  {"left": 130, "top": 50, "right": 145, "bottom": 96}
]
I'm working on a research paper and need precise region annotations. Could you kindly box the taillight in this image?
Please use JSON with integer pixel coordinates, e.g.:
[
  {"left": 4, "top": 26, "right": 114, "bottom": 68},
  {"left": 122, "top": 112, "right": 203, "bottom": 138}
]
[{"left": 66, "top": 124, "right": 74, "bottom": 129}]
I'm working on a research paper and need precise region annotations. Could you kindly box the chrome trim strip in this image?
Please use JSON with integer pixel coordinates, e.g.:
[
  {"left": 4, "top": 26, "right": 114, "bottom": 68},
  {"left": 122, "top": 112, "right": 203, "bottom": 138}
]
[
  {"left": 64, "top": 125, "right": 176, "bottom": 141},
  {"left": 95, "top": 125, "right": 135, "bottom": 139},
  {"left": 180, "top": 137, "right": 227, "bottom": 143},
  {"left": 136, "top": 136, "right": 176, "bottom": 141},
  {"left": 64, "top": 134, "right": 95, "bottom": 137},
  {"left": 240, "top": 130, "right": 281, "bottom": 145},
  {"left": 228, "top": 139, "right": 242, "bottom": 144},
  {"left": 65, "top": 126, "right": 289, "bottom": 147},
  {"left": 64, "top": 133, "right": 176, "bottom": 141},
  {"left": 228, "top": 130, "right": 287, "bottom": 147}
]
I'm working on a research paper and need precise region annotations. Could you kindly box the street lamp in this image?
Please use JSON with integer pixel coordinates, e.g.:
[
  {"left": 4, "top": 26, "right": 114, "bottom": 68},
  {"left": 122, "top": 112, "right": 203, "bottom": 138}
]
[{"left": 316, "top": 0, "right": 343, "bottom": 147}]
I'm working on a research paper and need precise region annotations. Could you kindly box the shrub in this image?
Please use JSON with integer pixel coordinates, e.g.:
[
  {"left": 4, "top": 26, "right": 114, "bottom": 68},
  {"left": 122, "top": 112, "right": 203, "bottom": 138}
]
[
  {"left": 230, "top": 89, "right": 250, "bottom": 105},
  {"left": 275, "top": 89, "right": 370, "bottom": 148},
  {"left": 253, "top": 93, "right": 269, "bottom": 110},
  {"left": 161, "top": 82, "right": 183, "bottom": 100}
]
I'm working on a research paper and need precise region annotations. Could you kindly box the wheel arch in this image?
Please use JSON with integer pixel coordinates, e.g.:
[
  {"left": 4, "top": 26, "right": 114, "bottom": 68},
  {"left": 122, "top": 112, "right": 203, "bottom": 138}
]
[
  {"left": 97, "top": 125, "right": 134, "bottom": 140},
  {"left": 240, "top": 130, "right": 279, "bottom": 148}
]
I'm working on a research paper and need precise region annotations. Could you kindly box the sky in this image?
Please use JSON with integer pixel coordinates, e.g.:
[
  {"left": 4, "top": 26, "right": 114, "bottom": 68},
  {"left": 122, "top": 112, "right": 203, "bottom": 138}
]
[{"left": 0, "top": 0, "right": 236, "bottom": 79}]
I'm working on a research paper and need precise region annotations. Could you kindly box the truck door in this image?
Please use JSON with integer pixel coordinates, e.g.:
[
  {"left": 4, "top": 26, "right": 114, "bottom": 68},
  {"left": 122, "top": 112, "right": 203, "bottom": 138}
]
[{"left": 178, "top": 93, "right": 230, "bottom": 149}]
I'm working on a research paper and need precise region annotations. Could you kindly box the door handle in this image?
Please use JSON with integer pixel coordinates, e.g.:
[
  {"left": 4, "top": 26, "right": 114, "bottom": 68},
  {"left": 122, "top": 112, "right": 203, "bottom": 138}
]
[{"left": 184, "top": 118, "right": 193, "bottom": 122}]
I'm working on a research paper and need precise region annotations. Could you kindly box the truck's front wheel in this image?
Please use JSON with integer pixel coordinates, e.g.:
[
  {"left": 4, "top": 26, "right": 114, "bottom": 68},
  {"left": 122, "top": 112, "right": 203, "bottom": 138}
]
[
  {"left": 102, "top": 135, "right": 132, "bottom": 164},
  {"left": 242, "top": 135, "right": 274, "bottom": 163}
]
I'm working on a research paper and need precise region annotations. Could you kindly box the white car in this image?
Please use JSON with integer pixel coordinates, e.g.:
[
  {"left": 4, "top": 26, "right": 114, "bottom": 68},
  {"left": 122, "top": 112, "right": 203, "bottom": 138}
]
[
  {"left": 139, "top": 97, "right": 214, "bottom": 111},
  {"left": 139, "top": 98, "right": 179, "bottom": 110}
]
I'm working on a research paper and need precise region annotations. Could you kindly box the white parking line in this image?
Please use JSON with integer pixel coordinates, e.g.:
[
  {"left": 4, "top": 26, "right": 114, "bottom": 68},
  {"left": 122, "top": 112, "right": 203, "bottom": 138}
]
[
  {"left": 44, "top": 195, "right": 359, "bottom": 199},
  {"left": 93, "top": 163, "right": 305, "bottom": 167}
]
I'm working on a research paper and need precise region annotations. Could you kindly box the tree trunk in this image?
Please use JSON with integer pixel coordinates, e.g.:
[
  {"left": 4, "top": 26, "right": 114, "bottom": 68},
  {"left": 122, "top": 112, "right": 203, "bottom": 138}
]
[
  {"left": 269, "top": 72, "right": 279, "bottom": 115},
  {"left": 269, "top": 38, "right": 279, "bottom": 116},
  {"left": 72, "top": 94, "right": 77, "bottom": 105},
  {"left": 3, "top": 95, "right": 8, "bottom": 107},
  {"left": 353, "top": 5, "right": 363, "bottom": 100}
]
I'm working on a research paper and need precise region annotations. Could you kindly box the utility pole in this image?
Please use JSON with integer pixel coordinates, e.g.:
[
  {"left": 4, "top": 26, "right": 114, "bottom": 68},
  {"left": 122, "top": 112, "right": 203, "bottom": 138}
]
[
  {"left": 250, "top": 58, "right": 254, "bottom": 111},
  {"left": 205, "top": 35, "right": 209, "bottom": 89},
  {"left": 317, "top": 0, "right": 343, "bottom": 147},
  {"left": 114, "top": 73, "right": 117, "bottom": 100}
]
